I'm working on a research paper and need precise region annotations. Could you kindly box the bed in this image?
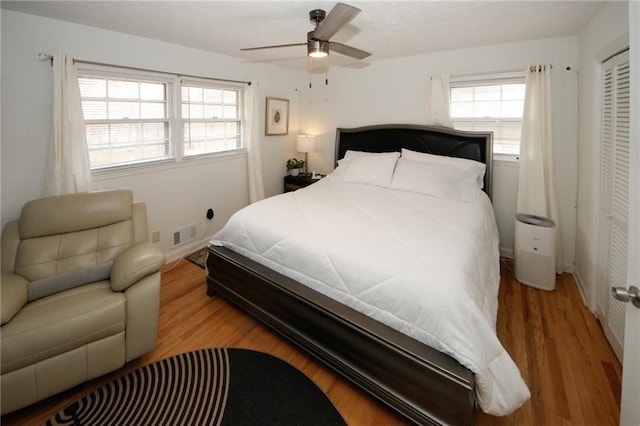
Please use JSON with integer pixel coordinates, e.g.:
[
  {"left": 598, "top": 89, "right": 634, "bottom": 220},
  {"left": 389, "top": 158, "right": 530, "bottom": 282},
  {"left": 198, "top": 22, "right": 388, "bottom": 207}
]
[{"left": 205, "top": 124, "right": 529, "bottom": 425}]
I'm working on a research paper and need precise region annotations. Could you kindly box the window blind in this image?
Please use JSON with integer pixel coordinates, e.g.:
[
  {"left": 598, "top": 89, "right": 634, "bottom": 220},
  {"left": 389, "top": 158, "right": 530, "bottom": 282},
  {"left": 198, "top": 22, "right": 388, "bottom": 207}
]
[{"left": 449, "top": 71, "right": 526, "bottom": 156}]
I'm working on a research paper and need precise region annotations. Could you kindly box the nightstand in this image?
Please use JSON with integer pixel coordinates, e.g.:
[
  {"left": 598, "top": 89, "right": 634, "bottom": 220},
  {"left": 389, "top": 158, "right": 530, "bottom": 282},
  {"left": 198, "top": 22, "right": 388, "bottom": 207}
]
[{"left": 284, "top": 174, "right": 323, "bottom": 192}]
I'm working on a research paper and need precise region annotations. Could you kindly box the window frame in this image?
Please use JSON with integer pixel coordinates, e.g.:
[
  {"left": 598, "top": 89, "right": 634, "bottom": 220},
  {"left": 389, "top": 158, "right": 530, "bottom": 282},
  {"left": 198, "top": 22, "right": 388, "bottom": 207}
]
[
  {"left": 77, "top": 64, "right": 247, "bottom": 174},
  {"left": 449, "top": 71, "right": 527, "bottom": 161},
  {"left": 180, "top": 77, "right": 245, "bottom": 159}
]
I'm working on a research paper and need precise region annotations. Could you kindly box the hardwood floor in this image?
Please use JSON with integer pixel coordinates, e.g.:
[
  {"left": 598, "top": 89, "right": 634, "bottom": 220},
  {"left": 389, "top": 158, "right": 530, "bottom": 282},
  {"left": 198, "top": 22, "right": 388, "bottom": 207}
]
[
  {"left": 2, "top": 258, "right": 621, "bottom": 425},
  {"left": 477, "top": 261, "right": 621, "bottom": 425}
]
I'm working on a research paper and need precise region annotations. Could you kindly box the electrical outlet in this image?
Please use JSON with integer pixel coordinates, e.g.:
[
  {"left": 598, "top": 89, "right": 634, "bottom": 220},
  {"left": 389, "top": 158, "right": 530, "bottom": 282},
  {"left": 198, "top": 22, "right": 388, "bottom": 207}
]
[{"left": 152, "top": 231, "right": 160, "bottom": 243}]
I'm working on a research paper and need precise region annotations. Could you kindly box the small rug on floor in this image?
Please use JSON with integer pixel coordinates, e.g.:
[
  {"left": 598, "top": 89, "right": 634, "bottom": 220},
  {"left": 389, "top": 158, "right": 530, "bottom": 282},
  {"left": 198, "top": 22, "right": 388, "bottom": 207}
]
[
  {"left": 185, "top": 247, "right": 208, "bottom": 269},
  {"left": 46, "top": 348, "right": 346, "bottom": 426}
]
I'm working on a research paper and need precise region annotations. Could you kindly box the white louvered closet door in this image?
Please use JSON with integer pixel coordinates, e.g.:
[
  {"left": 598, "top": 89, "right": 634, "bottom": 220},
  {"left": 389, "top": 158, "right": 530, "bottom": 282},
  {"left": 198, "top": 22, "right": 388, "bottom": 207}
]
[{"left": 597, "top": 50, "right": 630, "bottom": 362}]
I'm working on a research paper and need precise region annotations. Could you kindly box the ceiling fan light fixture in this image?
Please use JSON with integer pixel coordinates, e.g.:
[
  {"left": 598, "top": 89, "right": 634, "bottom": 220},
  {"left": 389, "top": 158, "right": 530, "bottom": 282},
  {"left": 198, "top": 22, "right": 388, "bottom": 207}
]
[
  {"left": 308, "top": 40, "right": 329, "bottom": 58},
  {"left": 241, "top": 3, "right": 369, "bottom": 61}
]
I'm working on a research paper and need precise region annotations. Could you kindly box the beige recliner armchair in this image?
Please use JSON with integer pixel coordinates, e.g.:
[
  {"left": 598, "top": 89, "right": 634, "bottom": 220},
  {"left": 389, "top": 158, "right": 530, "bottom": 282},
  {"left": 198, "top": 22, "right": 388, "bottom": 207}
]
[{"left": 1, "top": 190, "right": 165, "bottom": 414}]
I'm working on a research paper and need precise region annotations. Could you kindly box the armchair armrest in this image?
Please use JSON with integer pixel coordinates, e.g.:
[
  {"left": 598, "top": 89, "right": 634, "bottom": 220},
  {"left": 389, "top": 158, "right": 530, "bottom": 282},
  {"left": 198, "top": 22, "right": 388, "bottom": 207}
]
[
  {"left": 111, "top": 243, "right": 165, "bottom": 292},
  {"left": 1, "top": 274, "right": 29, "bottom": 325}
]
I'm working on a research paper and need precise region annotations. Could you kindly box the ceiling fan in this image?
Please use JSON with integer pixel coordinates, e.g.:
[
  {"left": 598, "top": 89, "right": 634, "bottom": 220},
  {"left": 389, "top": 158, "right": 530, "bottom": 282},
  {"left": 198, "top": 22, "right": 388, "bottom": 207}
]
[{"left": 240, "top": 2, "right": 371, "bottom": 60}]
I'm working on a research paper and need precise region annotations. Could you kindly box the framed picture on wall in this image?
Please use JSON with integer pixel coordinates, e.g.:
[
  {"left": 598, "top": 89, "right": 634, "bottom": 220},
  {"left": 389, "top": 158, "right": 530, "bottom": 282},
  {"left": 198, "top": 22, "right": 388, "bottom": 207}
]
[{"left": 265, "top": 97, "right": 289, "bottom": 136}]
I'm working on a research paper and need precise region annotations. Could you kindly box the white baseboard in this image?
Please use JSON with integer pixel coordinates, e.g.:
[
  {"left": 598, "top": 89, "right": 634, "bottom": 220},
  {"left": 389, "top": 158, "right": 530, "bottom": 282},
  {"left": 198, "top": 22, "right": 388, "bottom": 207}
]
[
  {"left": 165, "top": 236, "right": 213, "bottom": 264},
  {"left": 500, "top": 247, "right": 514, "bottom": 259},
  {"left": 572, "top": 268, "right": 593, "bottom": 311}
]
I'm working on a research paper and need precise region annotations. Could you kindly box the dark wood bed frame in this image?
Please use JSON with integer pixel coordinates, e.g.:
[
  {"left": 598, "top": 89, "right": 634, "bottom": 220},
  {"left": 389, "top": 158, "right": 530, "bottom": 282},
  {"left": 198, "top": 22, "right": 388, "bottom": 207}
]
[{"left": 206, "top": 124, "right": 493, "bottom": 425}]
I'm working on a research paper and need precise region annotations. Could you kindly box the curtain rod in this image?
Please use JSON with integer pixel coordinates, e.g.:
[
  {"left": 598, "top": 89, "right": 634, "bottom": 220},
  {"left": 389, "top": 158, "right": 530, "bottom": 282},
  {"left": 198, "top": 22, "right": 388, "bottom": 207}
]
[
  {"left": 452, "top": 67, "right": 528, "bottom": 80},
  {"left": 452, "top": 64, "right": 566, "bottom": 80},
  {"left": 38, "top": 52, "right": 251, "bottom": 86}
]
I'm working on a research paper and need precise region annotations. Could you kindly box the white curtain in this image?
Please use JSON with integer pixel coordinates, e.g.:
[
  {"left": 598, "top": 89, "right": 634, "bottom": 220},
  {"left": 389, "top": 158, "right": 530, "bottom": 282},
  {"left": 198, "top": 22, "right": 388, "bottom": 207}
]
[
  {"left": 44, "top": 53, "right": 91, "bottom": 196},
  {"left": 517, "top": 64, "right": 563, "bottom": 273},
  {"left": 427, "top": 74, "right": 453, "bottom": 127},
  {"left": 245, "top": 80, "right": 265, "bottom": 203}
]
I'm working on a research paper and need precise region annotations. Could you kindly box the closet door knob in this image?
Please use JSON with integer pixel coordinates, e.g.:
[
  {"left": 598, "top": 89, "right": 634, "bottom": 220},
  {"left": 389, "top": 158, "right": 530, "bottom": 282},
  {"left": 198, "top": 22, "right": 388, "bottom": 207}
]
[{"left": 611, "top": 285, "right": 640, "bottom": 308}]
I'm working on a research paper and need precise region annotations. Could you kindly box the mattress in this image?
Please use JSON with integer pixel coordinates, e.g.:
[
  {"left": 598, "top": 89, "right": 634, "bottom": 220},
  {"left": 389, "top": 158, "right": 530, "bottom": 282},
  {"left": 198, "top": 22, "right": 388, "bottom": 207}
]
[{"left": 211, "top": 178, "right": 530, "bottom": 415}]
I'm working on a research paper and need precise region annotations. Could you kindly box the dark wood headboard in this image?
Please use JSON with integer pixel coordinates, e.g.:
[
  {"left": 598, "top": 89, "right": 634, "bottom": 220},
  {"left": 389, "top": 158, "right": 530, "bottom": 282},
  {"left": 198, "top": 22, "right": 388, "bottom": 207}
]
[{"left": 335, "top": 124, "right": 493, "bottom": 198}]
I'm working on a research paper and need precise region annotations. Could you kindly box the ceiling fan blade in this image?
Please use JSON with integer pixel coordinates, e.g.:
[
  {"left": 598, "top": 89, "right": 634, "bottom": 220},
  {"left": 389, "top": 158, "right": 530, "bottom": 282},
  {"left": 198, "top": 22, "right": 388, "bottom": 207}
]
[
  {"left": 313, "top": 2, "right": 361, "bottom": 41},
  {"left": 329, "top": 42, "right": 371, "bottom": 60},
  {"left": 241, "top": 43, "right": 306, "bottom": 51}
]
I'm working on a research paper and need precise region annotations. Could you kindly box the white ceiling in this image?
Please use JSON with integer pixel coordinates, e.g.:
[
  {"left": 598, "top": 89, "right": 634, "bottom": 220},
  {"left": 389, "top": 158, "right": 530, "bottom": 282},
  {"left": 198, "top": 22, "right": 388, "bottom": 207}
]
[{"left": 2, "top": 1, "right": 605, "bottom": 71}]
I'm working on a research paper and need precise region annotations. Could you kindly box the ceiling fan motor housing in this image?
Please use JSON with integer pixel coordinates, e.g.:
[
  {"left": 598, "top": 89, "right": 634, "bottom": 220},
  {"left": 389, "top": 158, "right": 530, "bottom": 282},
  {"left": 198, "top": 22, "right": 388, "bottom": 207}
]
[
  {"left": 307, "top": 34, "right": 329, "bottom": 57},
  {"left": 307, "top": 8, "right": 327, "bottom": 56},
  {"left": 309, "top": 9, "right": 326, "bottom": 26}
]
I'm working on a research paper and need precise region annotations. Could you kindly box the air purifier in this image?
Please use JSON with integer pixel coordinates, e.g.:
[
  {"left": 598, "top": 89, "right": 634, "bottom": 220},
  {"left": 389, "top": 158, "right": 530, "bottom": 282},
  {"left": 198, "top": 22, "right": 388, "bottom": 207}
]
[{"left": 514, "top": 213, "right": 557, "bottom": 291}]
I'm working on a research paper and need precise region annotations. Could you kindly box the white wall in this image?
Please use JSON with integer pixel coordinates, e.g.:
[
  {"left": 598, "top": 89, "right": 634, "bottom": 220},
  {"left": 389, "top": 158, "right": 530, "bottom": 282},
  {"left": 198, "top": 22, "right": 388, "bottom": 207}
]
[
  {"left": 1, "top": 10, "right": 305, "bottom": 261},
  {"left": 299, "top": 37, "right": 580, "bottom": 268},
  {"left": 575, "top": 2, "right": 629, "bottom": 310},
  {"left": 4, "top": 9, "right": 612, "bottom": 277}
]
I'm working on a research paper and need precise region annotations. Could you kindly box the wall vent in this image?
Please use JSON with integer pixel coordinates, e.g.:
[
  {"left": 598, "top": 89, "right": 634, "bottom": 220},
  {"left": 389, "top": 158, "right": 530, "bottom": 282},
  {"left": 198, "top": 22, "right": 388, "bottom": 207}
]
[{"left": 171, "top": 224, "right": 197, "bottom": 247}]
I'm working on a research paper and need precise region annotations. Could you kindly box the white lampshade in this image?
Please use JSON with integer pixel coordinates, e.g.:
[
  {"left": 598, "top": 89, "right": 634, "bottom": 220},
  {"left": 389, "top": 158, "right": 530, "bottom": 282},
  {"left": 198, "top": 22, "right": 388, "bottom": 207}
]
[{"left": 296, "top": 135, "right": 316, "bottom": 153}]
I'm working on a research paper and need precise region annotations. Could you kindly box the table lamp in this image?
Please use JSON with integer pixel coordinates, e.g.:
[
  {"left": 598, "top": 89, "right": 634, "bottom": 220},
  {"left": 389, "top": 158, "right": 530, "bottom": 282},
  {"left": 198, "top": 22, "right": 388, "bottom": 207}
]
[{"left": 296, "top": 135, "right": 316, "bottom": 174}]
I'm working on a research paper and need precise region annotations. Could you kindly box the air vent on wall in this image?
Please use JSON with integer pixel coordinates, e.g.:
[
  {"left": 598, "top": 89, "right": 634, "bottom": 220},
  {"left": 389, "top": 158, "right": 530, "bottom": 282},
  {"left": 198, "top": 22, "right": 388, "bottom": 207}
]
[{"left": 171, "top": 224, "right": 197, "bottom": 247}]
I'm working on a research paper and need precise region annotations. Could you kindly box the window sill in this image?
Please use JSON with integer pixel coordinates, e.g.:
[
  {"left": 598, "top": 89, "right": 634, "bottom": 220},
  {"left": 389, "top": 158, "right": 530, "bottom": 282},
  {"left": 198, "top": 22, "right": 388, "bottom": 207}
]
[
  {"left": 91, "top": 149, "right": 247, "bottom": 181},
  {"left": 493, "top": 155, "right": 519, "bottom": 163}
]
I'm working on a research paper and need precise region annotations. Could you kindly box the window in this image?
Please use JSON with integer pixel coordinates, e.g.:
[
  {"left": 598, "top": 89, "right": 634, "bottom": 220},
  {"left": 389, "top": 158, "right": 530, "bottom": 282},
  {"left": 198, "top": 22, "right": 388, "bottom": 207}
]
[
  {"left": 449, "top": 74, "right": 526, "bottom": 157},
  {"left": 79, "top": 75, "right": 172, "bottom": 169},
  {"left": 181, "top": 82, "right": 242, "bottom": 157},
  {"left": 78, "top": 66, "right": 245, "bottom": 171}
]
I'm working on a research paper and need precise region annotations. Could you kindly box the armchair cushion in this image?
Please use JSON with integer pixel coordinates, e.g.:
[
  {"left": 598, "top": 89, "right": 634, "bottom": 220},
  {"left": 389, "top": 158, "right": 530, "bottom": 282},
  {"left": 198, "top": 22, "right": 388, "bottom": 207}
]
[
  {"left": 27, "top": 262, "right": 113, "bottom": 302},
  {"left": 111, "top": 243, "right": 165, "bottom": 292},
  {"left": 19, "top": 190, "right": 132, "bottom": 239},
  {"left": 1, "top": 274, "right": 29, "bottom": 325},
  {"left": 1, "top": 283, "right": 125, "bottom": 375}
]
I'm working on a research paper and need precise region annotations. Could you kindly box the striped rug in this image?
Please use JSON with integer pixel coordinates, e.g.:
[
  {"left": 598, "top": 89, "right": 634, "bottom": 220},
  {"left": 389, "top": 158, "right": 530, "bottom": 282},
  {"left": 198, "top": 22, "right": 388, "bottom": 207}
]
[{"left": 46, "top": 348, "right": 346, "bottom": 426}]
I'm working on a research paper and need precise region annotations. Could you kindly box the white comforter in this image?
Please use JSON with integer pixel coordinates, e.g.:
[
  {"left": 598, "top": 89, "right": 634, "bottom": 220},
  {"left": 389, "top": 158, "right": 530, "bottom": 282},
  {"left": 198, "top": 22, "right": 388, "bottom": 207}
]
[{"left": 211, "top": 179, "right": 530, "bottom": 415}]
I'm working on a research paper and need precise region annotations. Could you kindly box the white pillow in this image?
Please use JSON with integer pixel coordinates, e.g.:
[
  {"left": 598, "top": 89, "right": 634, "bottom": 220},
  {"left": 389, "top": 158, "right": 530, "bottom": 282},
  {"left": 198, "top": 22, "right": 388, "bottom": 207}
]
[
  {"left": 343, "top": 150, "right": 389, "bottom": 161},
  {"left": 329, "top": 150, "right": 400, "bottom": 185},
  {"left": 390, "top": 158, "right": 479, "bottom": 202},
  {"left": 401, "top": 148, "right": 486, "bottom": 188},
  {"left": 328, "top": 158, "right": 348, "bottom": 178},
  {"left": 337, "top": 151, "right": 400, "bottom": 187}
]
